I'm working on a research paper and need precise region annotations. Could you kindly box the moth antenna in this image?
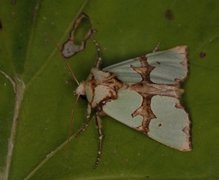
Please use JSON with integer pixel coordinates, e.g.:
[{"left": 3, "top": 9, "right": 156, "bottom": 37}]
[
  {"left": 59, "top": 13, "right": 95, "bottom": 84},
  {"left": 55, "top": 42, "right": 80, "bottom": 85},
  {"left": 68, "top": 94, "right": 80, "bottom": 141},
  {"left": 58, "top": 45, "right": 80, "bottom": 86},
  {"left": 63, "top": 59, "right": 80, "bottom": 86},
  {"left": 92, "top": 37, "right": 103, "bottom": 69},
  {"left": 45, "top": 31, "right": 80, "bottom": 86}
]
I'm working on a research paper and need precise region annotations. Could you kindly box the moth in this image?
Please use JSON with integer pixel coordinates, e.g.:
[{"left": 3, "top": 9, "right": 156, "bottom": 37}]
[
  {"left": 72, "top": 44, "right": 191, "bottom": 166},
  {"left": 63, "top": 14, "right": 191, "bottom": 166}
]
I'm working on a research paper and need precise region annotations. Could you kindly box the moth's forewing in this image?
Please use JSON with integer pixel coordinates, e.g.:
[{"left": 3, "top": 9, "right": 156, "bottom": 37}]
[
  {"left": 104, "top": 46, "right": 188, "bottom": 85},
  {"left": 146, "top": 46, "right": 188, "bottom": 84},
  {"left": 103, "top": 58, "right": 142, "bottom": 83},
  {"left": 102, "top": 89, "right": 143, "bottom": 128}
]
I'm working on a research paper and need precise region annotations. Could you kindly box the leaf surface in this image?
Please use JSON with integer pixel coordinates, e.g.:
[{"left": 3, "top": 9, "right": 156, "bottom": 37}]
[{"left": 0, "top": 0, "right": 219, "bottom": 179}]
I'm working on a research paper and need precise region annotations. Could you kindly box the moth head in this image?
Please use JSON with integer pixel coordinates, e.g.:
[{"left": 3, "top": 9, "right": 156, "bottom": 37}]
[{"left": 76, "top": 81, "right": 86, "bottom": 96}]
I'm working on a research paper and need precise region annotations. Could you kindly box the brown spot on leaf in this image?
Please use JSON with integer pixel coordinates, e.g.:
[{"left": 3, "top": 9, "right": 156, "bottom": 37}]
[
  {"left": 158, "top": 123, "right": 162, "bottom": 127},
  {"left": 165, "top": 9, "right": 174, "bottom": 20},
  {"left": 11, "top": 0, "right": 16, "bottom": 4},
  {"left": 199, "top": 51, "right": 206, "bottom": 59},
  {"left": 0, "top": 19, "right": 2, "bottom": 30}
]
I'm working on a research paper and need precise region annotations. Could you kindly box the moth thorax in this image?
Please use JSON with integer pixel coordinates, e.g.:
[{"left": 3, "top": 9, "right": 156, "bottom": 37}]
[{"left": 76, "top": 82, "right": 86, "bottom": 96}]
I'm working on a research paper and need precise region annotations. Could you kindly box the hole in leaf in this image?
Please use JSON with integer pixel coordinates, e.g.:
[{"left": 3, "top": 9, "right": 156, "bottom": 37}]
[{"left": 61, "top": 13, "right": 93, "bottom": 58}]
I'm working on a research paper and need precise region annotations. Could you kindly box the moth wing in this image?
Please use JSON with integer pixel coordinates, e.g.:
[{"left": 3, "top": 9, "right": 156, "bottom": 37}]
[
  {"left": 103, "top": 46, "right": 188, "bottom": 85},
  {"left": 148, "top": 95, "right": 191, "bottom": 151},
  {"left": 102, "top": 89, "right": 191, "bottom": 151},
  {"left": 102, "top": 89, "right": 144, "bottom": 128},
  {"left": 103, "top": 58, "right": 143, "bottom": 84},
  {"left": 146, "top": 46, "right": 188, "bottom": 84}
]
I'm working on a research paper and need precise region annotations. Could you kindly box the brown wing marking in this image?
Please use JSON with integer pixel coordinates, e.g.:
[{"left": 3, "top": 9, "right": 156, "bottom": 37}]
[
  {"left": 131, "top": 94, "right": 156, "bottom": 133},
  {"left": 131, "top": 56, "right": 154, "bottom": 83}
]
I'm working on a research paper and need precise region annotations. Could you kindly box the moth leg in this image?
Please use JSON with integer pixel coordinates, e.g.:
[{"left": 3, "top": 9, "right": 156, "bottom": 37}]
[
  {"left": 153, "top": 42, "right": 160, "bottom": 52},
  {"left": 86, "top": 104, "right": 92, "bottom": 119},
  {"left": 95, "top": 113, "right": 104, "bottom": 167},
  {"left": 69, "top": 101, "right": 93, "bottom": 139},
  {"left": 92, "top": 38, "right": 102, "bottom": 69},
  {"left": 75, "top": 115, "right": 93, "bottom": 138}
]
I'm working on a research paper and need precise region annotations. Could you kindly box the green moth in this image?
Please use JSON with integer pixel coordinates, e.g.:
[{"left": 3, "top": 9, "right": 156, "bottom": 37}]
[
  {"left": 64, "top": 13, "right": 191, "bottom": 166},
  {"left": 75, "top": 45, "right": 191, "bottom": 166}
]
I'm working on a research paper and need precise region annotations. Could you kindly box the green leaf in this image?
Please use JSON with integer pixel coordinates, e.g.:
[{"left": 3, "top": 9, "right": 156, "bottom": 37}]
[{"left": 0, "top": 0, "right": 219, "bottom": 179}]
